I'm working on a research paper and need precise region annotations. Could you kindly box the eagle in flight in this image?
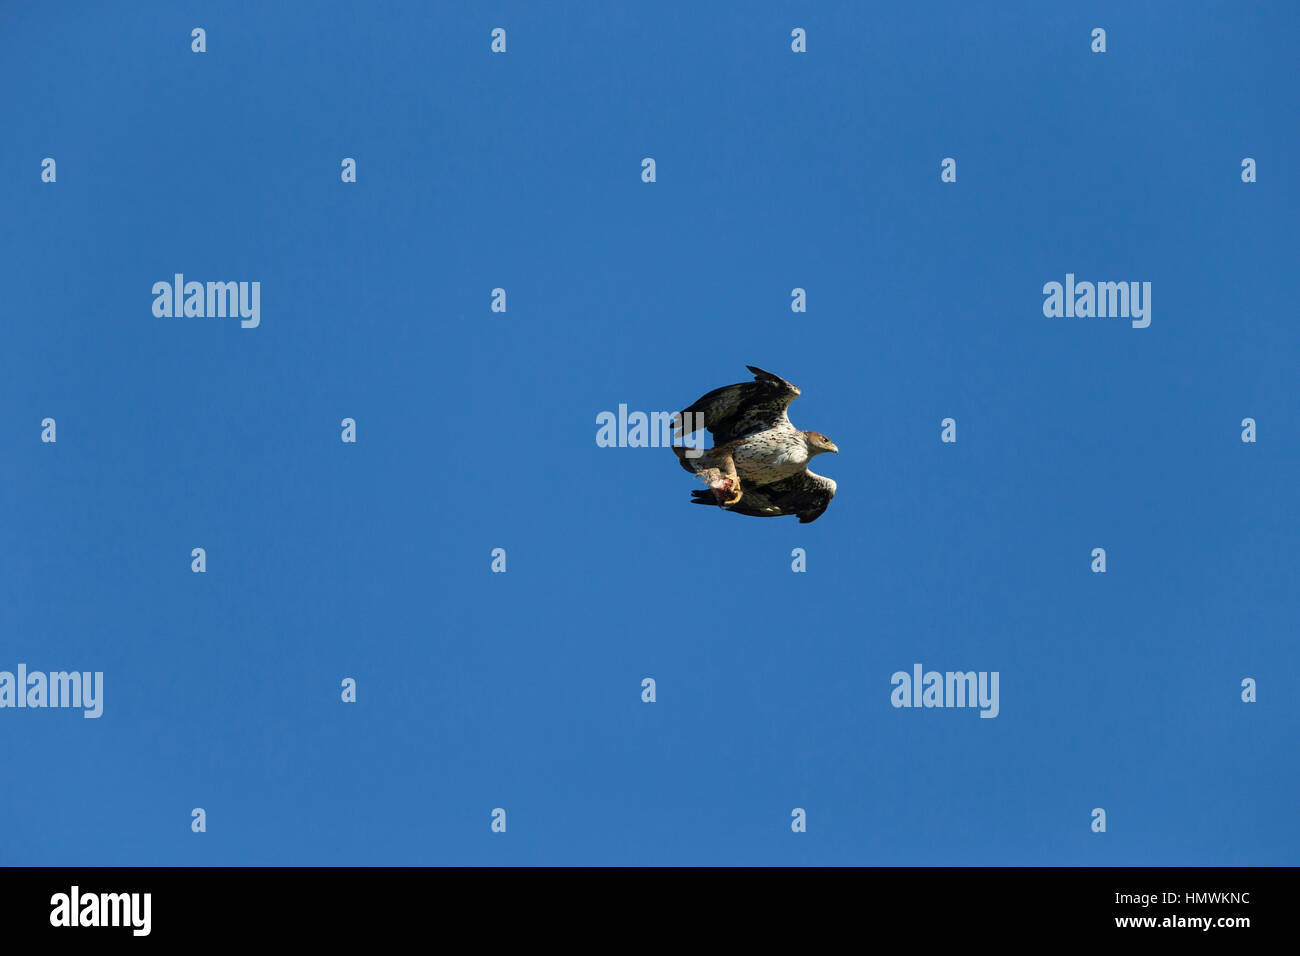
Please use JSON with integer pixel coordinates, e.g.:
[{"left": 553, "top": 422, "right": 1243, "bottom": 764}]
[{"left": 672, "top": 366, "right": 838, "bottom": 523}]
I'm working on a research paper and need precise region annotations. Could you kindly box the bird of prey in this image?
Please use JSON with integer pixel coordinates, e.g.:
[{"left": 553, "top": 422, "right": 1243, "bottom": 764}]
[{"left": 671, "top": 366, "right": 838, "bottom": 523}]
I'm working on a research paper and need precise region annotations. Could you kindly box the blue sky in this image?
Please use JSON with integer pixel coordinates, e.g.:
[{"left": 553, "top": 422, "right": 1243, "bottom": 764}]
[{"left": 2, "top": 1, "right": 1296, "bottom": 865}]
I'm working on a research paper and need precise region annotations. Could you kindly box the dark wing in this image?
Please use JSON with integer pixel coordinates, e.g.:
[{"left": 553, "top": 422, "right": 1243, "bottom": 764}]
[
  {"left": 673, "top": 366, "right": 801, "bottom": 445},
  {"left": 691, "top": 470, "right": 837, "bottom": 523}
]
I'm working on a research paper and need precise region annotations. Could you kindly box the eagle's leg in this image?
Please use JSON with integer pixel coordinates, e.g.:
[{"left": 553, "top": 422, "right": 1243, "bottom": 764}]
[
  {"left": 709, "top": 476, "right": 739, "bottom": 506},
  {"left": 707, "top": 453, "right": 742, "bottom": 507},
  {"left": 679, "top": 446, "right": 743, "bottom": 508}
]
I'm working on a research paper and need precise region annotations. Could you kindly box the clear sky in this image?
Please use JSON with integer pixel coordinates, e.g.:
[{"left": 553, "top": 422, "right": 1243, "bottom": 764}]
[{"left": 2, "top": 1, "right": 1296, "bottom": 866}]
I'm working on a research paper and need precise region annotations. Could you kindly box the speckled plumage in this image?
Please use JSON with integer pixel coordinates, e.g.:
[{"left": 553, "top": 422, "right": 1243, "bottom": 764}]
[
  {"left": 671, "top": 366, "right": 839, "bottom": 523},
  {"left": 729, "top": 423, "right": 811, "bottom": 485}
]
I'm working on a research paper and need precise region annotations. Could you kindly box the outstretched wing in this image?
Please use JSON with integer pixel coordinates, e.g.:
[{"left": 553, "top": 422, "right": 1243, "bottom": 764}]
[
  {"left": 691, "top": 470, "right": 837, "bottom": 523},
  {"left": 673, "top": 366, "right": 800, "bottom": 445}
]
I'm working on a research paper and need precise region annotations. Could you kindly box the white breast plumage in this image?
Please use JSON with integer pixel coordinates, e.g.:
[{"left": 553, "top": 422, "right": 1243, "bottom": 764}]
[{"left": 732, "top": 426, "right": 809, "bottom": 483}]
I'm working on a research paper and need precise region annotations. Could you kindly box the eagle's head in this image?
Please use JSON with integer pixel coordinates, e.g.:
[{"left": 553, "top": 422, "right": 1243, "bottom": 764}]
[{"left": 803, "top": 431, "right": 839, "bottom": 456}]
